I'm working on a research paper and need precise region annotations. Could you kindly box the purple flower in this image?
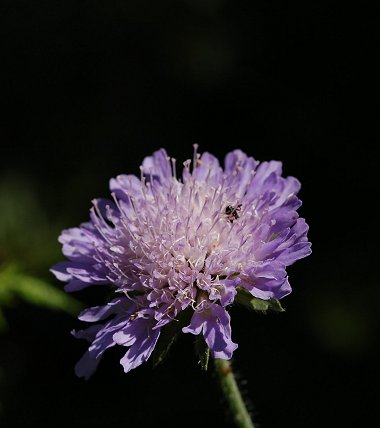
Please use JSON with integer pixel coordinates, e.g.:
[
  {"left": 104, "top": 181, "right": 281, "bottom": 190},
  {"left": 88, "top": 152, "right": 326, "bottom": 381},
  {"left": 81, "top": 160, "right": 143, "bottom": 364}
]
[{"left": 51, "top": 147, "right": 311, "bottom": 378}]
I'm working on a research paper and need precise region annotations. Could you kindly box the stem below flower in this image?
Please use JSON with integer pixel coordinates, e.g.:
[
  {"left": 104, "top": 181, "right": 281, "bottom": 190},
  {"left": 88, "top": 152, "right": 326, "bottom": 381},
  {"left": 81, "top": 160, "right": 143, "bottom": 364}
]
[{"left": 214, "top": 358, "right": 255, "bottom": 428}]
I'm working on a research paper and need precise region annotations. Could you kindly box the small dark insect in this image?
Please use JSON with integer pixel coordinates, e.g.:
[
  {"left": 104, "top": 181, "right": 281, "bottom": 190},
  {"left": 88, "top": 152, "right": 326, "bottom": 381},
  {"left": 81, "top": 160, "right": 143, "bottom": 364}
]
[{"left": 225, "top": 204, "right": 242, "bottom": 223}]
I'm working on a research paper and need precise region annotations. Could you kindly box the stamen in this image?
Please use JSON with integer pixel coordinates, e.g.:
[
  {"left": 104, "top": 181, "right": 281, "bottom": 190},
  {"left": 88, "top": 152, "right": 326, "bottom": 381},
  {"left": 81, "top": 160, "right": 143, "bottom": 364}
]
[
  {"left": 171, "top": 157, "right": 177, "bottom": 178},
  {"left": 192, "top": 144, "right": 199, "bottom": 172}
]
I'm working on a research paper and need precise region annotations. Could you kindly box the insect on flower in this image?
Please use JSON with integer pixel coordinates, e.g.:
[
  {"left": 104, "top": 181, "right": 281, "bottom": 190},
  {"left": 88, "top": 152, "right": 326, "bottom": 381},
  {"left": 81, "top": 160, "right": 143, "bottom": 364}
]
[{"left": 225, "top": 204, "right": 242, "bottom": 223}]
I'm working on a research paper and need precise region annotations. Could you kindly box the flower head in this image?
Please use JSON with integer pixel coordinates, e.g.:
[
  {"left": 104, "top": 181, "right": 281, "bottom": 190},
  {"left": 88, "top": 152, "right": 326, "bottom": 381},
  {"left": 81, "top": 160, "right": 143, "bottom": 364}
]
[{"left": 51, "top": 146, "right": 311, "bottom": 378}]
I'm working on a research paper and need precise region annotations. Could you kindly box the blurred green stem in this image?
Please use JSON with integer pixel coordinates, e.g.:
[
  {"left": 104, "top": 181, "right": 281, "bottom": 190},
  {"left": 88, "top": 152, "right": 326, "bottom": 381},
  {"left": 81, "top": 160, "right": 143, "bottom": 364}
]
[{"left": 214, "top": 358, "right": 255, "bottom": 428}]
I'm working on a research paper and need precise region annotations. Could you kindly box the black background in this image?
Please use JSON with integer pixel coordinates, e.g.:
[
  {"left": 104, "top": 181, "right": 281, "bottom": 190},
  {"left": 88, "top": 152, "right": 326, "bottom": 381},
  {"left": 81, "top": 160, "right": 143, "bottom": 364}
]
[{"left": 0, "top": 1, "right": 378, "bottom": 427}]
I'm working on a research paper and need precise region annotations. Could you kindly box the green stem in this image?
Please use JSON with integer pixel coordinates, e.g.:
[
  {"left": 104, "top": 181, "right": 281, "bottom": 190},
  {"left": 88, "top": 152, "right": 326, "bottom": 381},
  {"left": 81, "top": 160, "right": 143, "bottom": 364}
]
[{"left": 214, "top": 358, "right": 255, "bottom": 428}]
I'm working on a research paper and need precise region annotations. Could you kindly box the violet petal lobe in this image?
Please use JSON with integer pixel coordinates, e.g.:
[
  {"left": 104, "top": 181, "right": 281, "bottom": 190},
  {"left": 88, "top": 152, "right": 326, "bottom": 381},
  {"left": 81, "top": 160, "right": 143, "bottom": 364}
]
[
  {"left": 183, "top": 304, "right": 238, "bottom": 359},
  {"left": 78, "top": 297, "right": 132, "bottom": 322},
  {"left": 117, "top": 318, "right": 161, "bottom": 373},
  {"left": 74, "top": 317, "right": 129, "bottom": 379}
]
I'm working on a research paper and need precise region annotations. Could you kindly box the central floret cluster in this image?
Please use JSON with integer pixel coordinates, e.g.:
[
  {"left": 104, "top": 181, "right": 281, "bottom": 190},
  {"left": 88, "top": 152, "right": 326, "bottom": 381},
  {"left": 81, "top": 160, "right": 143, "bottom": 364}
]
[{"left": 52, "top": 147, "right": 311, "bottom": 378}]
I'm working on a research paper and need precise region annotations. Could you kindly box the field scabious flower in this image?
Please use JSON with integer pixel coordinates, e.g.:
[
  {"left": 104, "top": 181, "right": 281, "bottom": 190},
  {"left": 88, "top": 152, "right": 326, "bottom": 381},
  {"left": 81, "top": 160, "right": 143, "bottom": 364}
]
[{"left": 51, "top": 147, "right": 311, "bottom": 379}]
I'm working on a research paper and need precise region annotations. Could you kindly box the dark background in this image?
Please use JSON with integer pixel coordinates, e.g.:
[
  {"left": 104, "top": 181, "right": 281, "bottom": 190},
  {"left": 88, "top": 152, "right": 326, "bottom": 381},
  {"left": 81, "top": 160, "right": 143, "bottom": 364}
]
[{"left": 0, "top": 1, "right": 378, "bottom": 427}]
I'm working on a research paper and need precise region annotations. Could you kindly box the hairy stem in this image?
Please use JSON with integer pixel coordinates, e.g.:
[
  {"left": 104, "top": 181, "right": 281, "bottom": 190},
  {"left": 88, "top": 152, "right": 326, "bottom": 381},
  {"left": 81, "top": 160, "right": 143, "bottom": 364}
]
[{"left": 214, "top": 358, "right": 255, "bottom": 428}]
